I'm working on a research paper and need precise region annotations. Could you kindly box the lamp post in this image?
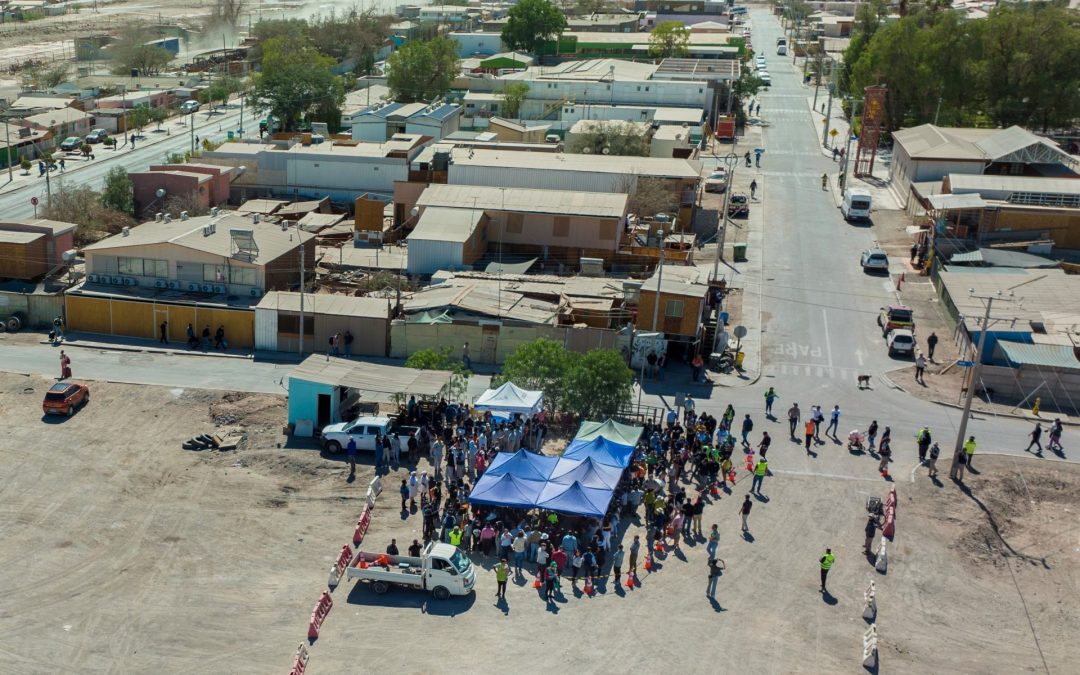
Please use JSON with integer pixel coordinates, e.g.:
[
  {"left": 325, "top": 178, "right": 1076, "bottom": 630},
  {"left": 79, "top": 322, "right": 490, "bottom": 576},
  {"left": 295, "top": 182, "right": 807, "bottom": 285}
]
[{"left": 712, "top": 152, "right": 739, "bottom": 282}]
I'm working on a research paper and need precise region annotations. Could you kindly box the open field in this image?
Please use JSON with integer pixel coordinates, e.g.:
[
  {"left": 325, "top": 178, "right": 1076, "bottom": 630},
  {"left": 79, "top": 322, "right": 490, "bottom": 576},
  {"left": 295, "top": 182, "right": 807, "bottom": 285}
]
[{"left": 1, "top": 371, "right": 1078, "bottom": 673}]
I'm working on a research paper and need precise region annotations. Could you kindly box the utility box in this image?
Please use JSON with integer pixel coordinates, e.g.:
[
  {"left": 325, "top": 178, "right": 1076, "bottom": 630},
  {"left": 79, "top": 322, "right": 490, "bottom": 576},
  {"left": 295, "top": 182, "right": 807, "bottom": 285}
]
[{"left": 733, "top": 242, "right": 747, "bottom": 262}]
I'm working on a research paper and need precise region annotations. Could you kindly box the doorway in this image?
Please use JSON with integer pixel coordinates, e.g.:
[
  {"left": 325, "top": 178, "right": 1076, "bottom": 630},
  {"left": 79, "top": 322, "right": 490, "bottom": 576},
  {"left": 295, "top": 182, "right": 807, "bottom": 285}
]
[{"left": 317, "top": 394, "right": 332, "bottom": 429}]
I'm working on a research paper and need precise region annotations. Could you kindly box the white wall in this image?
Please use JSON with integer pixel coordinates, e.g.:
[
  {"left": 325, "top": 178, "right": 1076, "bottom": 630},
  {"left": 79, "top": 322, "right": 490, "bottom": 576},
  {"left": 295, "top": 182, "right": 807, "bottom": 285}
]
[
  {"left": 287, "top": 155, "right": 407, "bottom": 199},
  {"left": 407, "top": 239, "right": 464, "bottom": 274},
  {"left": 353, "top": 118, "right": 389, "bottom": 142}
]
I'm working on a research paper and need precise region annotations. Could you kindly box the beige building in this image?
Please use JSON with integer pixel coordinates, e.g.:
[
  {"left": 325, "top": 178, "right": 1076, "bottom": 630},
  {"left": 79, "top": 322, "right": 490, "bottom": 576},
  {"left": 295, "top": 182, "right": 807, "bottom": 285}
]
[
  {"left": 254, "top": 291, "right": 393, "bottom": 356},
  {"left": 406, "top": 184, "right": 629, "bottom": 274}
]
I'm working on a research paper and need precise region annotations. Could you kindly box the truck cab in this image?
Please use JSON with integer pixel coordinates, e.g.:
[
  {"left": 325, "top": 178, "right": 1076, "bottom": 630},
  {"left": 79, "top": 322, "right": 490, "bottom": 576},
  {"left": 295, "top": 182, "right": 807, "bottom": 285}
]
[
  {"left": 841, "top": 189, "right": 872, "bottom": 222},
  {"left": 320, "top": 415, "right": 392, "bottom": 453}
]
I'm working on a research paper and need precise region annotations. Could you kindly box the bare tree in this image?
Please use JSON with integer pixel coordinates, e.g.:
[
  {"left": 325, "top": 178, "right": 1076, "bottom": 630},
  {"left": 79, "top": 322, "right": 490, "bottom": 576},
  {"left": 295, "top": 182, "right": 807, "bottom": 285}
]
[{"left": 208, "top": 0, "right": 245, "bottom": 26}]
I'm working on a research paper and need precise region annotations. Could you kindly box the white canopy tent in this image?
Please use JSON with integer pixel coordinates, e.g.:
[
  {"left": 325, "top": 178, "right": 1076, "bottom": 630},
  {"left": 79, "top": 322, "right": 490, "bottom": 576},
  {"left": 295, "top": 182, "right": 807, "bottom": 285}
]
[{"left": 473, "top": 381, "right": 544, "bottom": 416}]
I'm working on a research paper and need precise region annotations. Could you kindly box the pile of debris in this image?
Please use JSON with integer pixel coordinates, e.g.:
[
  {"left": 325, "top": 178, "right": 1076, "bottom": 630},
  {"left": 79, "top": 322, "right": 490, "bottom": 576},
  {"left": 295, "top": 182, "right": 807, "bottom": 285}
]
[{"left": 182, "top": 431, "right": 246, "bottom": 451}]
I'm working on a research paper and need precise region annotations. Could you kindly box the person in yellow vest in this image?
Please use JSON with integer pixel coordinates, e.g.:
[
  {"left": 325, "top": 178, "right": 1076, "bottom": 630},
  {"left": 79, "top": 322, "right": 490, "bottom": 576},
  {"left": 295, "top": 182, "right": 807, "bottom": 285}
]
[
  {"left": 448, "top": 526, "right": 463, "bottom": 547},
  {"left": 751, "top": 458, "right": 768, "bottom": 494},
  {"left": 964, "top": 436, "right": 977, "bottom": 470},
  {"left": 819, "top": 548, "right": 835, "bottom": 592},
  {"left": 494, "top": 558, "right": 509, "bottom": 599}
]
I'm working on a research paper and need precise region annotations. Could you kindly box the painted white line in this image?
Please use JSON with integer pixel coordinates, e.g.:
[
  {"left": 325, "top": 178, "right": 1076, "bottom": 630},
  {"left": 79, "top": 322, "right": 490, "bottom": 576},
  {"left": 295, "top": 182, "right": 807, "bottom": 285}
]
[{"left": 822, "top": 307, "right": 834, "bottom": 368}]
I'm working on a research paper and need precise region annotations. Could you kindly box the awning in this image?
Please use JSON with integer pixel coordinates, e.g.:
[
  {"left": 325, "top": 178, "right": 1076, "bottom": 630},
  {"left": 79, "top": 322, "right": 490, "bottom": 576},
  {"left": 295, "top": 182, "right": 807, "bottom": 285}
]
[
  {"left": 473, "top": 381, "right": 544, "bottom": 415},
  {"left": 549, "top": 456, "right": 623, "bottom": 489},
  {"left": 535, "top": 481, "right": 614, "bottom": 518},
  {"left": 468, "top": 473, "right": 546, "bottom": 510},
  {"left": 926, "top": 193, "right": 987, "bottom": 210},
  {"left": 996, "top": 340, "right": 1080, "bottom": 370},
  {"left": 288, "top": 355, "right": 452, "bottom": 397},
  {"left": 562, "top": 435, "right": 635, "bottom": 468},
  {"left": 483, "top": 449, "right": 559, "bottom": 482}
]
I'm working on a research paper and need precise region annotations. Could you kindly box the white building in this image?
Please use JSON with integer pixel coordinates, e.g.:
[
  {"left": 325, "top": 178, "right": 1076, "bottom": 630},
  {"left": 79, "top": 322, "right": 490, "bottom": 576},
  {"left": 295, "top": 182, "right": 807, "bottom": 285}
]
[{"left": 353, "top": 101, "right": 461, "bottom": 141}]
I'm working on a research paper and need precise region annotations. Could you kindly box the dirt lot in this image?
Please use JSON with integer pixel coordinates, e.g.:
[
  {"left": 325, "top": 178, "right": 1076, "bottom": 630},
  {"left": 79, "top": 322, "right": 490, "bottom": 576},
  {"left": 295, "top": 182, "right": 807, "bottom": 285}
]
[
  {"left": 2, "top": 369, "right": 1078, "bottom": 673},
  {"left": 0, "top": 372, "right": 373, "bottom": 673}
]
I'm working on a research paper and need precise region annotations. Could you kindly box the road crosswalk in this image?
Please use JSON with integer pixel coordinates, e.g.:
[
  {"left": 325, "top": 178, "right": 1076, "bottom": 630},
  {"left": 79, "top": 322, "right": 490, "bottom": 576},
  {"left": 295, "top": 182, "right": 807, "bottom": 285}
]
[{"left": 763, "top": 362, "right": 871, "bottom": 383}]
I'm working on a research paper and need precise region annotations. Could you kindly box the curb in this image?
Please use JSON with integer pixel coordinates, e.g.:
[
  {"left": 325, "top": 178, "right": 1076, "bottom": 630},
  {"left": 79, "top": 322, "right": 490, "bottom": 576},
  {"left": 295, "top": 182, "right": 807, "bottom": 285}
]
[{"left": 44, "top": 339, "right": 254, "bottom": 360}]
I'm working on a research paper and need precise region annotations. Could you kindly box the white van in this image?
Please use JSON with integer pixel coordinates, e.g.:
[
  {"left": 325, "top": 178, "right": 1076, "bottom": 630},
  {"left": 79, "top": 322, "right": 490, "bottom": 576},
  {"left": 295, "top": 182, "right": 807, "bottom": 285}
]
[{"left": 841, "top": 189, "right": 873, "bottom": 221}]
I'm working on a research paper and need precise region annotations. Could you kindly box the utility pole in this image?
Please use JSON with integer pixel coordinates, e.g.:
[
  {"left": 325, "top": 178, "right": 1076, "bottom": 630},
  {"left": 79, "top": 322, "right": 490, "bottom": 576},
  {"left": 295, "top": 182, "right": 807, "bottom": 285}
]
[
  {"left": 822, "top": 59, "right": 835, "bottom": 148},
  {"left": 949, "top": 291, "right": 1011, "bottom": 476},
  {"left": 4, "top": 120, "right": 12, "bottom": 182},
  {"left": 297, "top": 221, "right": 306, "bottom": 356},
  {"left": 712, "top": 152, "right": 739, "bottom": 281}
]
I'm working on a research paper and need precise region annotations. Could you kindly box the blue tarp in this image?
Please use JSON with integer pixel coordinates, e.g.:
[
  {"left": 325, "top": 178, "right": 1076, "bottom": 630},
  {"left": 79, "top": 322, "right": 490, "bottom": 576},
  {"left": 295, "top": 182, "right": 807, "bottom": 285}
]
[
  {"left": 562, "top": 436, "right": 635, "bottom": 468},
  {"left": 549, "top": 456, "right": 623, "bottom": 489},
  {"left": 536, "top": 481, "right": 613, "bottom": 519},
  {"left": 468, "top": 473, "right": 546, "bottom": 510},
  {"left": 484, "top": 449, "right": 559, "bottom": 481}
]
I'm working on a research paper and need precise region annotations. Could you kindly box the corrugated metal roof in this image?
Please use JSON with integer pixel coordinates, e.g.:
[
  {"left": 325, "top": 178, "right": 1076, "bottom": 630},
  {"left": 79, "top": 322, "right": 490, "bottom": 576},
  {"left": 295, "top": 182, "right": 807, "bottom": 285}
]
[
  {"left": 893, "top": 124, "right": 986, "bottom": 161},
  {"left": 256, "top": 291, "right": 390, "bottom": 318},
  {"left": 948, "top": 248, "right": 1057, "bottom": 268},
  {"left": 409, "top": 207, "right": 483, "bottom": 243},
  {"left": 973, "top": 126, "right": 1058, "bottom": 161},
  {"left": 417, "top": 184, "right": 628, "bottom": 218},
  {"left": 926, "top": 193, "right": 986, "bottom": 210},
  {"left": 947, "top": 173, "right": 1080, "bottom": 197},
  {"left": 996, "top": 340, "right": 1080, "bottom": 369},
  {"left": 0, "top": 230, "right": 44, "bottom": 244},
  {"left": 450, "top": 148, "right": 702, "bottom": 178},
  {"left": 404, "top": 282, "right": 559, "bottom": 325},
  {"left": 289, "top": 355, "right": 452, "bottom": 396}
]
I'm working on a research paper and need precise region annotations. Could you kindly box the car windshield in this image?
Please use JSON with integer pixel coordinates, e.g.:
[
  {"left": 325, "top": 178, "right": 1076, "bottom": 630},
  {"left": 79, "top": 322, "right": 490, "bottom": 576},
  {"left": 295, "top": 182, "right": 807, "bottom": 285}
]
[
  {"left": 449, "top": 548, "right": 471, "bottom": 574},
  {"left": 869, "top": 254, "right": 886, "bottom": 262},
  {"left": 44, "top": 392, "right": 68, "bottom": 401}
]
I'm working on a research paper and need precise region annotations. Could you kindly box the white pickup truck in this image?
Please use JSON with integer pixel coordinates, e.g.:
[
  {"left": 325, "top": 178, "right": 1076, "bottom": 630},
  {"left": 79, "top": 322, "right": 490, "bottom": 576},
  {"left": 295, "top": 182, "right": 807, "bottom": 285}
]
[{"left": 347, "top": 542, "right": 475, "bottom": 599}]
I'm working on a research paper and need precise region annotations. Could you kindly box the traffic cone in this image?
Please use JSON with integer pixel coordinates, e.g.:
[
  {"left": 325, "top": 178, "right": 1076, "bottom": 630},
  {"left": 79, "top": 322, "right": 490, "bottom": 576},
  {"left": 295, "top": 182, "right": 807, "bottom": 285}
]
[
  {"left": 626, "top": 571, "right": 635, "bottom": 586},
  {"left": 745, "top": 456, "right": 753, "bottom": 472},
  {"left": 357, "top": 552, "right": 368, "bottom": 569},
  {"left": 532, "top": 571, "right": 542, "bottom": 589},
  {"left": 653, "top": 540, "right": 664, "bottom": 553},
  {"left": 728, "top": 469, "right": 737, "bottom": 483},
  {"left": 644, "top": 557, "right": 653, "bottom": 571},
  {"left": 710, "top": 483, "right": 720, "bottom": 496},
  {"left": 584, "top": 577, "right": 593, "bottom": 595}
]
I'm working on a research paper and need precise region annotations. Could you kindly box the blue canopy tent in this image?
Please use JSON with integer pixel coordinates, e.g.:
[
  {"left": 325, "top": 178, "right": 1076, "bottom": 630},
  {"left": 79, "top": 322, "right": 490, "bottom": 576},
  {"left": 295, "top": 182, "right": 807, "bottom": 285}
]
[
  {"left": 548, "top": 456, "right": 623, "bottom": 489},
  {"left": 484, "top": 449, "right": 559, "bottom": 481},
  {"left": 468, "top": 473, "right": 546, "bottom": 510},
  {"left": 562, "top": 436, "right": 635, "bottom": 468},
  {"left": 536, "top": 481, "right": 614, "bottom": 519}
]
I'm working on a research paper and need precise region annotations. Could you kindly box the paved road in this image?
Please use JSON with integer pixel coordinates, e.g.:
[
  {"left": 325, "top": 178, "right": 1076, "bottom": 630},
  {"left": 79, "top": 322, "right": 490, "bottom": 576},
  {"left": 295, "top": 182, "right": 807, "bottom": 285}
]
[{"left": 0, "top": 106, "right": 247, "bottom": 220}]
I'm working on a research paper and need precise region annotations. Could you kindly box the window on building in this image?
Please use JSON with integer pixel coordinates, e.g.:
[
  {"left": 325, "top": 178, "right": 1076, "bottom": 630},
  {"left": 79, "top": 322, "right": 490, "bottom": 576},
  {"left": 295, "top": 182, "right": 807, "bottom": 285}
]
[
  {"left": 506, "top": 212, "right": 524, "bottom": 234},
  {"left": 665, "top": 299, "right": 684, "bottom": 318},
  {"left": 553, "top": 216, "right": 570, "bottom": 237},
  {"left": 203, "top": 264, "right": 227, "bottom": 282},
  {"left": 229, "top": 266, "right": 257, "bottom": 286},
  {"left": 598, "top": 220, "right": 616, "bottom": 240},
  {"left": 118, "top": 257, "right": 167, "bottom": 277},
  {"left": 277, "top": 313, "right": 315, "bottom": 335}
]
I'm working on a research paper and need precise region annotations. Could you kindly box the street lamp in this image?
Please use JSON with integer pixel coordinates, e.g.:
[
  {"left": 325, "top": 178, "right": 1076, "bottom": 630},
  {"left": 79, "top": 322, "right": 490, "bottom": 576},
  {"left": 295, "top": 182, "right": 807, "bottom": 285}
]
[{"left": 711, "top": 152, "right": 739, "bottom": 282}]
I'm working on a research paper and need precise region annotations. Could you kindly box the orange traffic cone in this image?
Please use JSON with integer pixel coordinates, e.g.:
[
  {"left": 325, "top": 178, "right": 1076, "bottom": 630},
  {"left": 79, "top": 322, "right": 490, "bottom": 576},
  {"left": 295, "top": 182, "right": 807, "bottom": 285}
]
[
  {"left": 357, "top": 553, "right": 368, "bottom": 569},
  {"left": 643, "top": 558, "right": 653, "bottom": 571},
  {"left": 532, "top": 571, "right": 542, "bottom": 589},
  {"left": 584, "top": 577, "right": 593, "bottom": 595},
  {"left": 653, "top": 540, "right": 663, "bottom": 553},
  {"left": 626, "top": 571, "right": 635, "bottom": 585},
  {"left": 710, "top": 483, "right": 720, "bottom": 496},
  {"left": 728, "top": 469, "right": 737, "bottom": 482}
]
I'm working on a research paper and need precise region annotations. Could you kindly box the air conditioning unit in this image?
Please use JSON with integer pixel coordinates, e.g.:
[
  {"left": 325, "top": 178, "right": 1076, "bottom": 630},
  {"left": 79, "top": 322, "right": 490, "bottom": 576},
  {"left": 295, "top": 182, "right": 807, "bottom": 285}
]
[
  {"left": 201, "top": 284, "right": 213, "bottom": 293},
  {"left": 167, "top": 280, "right": 181, "bottom": 290},
  {"left": 249, "top": 287, "right": 262, "bottom": 298},
  {"left": 123, "top": 277, "right": 137, "bottom": 286},
  {"left": 212, "top": 284, "right": 226, "bottom": 294},
  {"left": 186, "top": 282, "right": 201, "bottom": 292},
  {"left": 202, "top": 225, "right": 212, "bottom": 236},
  {"left": 154, "top": 279, "right": 168, "bottom": 289},
  {"left": 87, "top": 274, "right": 99, "bottom": 283},
  {"left": 110, "top": 276, "right": 122, "bottom": 285}
]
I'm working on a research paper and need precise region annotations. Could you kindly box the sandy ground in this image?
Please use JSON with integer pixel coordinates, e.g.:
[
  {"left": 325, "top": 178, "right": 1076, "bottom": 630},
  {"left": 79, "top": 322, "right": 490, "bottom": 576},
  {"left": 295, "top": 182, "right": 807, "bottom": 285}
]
[
  {"left": 0, "top": 372, "right": 371, "bottom": 674},
  {"left": 2, "top": 368, "right": 1078, "bottom": 673}
]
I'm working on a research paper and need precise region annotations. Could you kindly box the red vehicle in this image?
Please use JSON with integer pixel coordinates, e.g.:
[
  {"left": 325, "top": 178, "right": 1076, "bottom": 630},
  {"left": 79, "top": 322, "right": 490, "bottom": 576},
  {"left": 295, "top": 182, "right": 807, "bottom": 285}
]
[{"left": 42, "top": 381, "right": 90, "bottom": 416}]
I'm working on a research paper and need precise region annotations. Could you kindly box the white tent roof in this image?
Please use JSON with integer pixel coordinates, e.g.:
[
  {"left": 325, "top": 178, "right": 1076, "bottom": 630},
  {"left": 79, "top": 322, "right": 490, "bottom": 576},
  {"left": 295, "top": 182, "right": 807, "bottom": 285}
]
[{"left": 474, "top": 381, "right": 543, "bottom": 415}]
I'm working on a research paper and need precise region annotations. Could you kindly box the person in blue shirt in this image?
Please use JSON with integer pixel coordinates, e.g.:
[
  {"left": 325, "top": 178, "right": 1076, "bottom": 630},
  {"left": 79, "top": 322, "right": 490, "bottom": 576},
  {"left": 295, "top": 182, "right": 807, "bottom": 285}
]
[{"left": 561, "top": 531, "right": 578, "bottom": 559}]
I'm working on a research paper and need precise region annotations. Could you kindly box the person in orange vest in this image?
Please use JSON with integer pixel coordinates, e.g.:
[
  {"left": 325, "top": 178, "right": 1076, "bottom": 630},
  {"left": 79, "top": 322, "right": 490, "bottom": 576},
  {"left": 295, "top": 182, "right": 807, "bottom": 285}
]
[{"left": 804, "top": 420, "right": 815, "bottom": 454}]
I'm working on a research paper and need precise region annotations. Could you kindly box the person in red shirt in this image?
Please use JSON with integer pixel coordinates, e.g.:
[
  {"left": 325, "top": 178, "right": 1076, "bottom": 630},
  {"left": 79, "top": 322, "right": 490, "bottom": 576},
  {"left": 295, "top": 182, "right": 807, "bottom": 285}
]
[{"left": 551, "top": 546, "right": 568, "bottom": 576}]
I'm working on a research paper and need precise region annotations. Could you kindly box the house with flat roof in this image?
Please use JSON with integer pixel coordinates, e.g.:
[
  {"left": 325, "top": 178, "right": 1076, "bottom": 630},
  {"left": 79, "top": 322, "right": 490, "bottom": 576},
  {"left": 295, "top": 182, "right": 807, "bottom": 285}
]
[
  {"left": 891, "top": 124, "right": 1079, "bottom": 207},
  {"left": 254, "top": 291, "right": 393, "bottom": 356},
  {"left": 68, "top": 212, "right": 316, "bottom": 346},
  {"left": 0, "top": 219, "right": 76, "bottom": 268},
  {"left": 405, "top": 184, "right": 629, "bottom": 274}
]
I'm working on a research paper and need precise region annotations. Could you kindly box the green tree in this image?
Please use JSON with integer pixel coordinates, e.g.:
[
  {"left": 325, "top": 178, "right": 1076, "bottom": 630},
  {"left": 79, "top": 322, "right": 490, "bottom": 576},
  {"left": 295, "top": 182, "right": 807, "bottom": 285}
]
[
  {"left": 500, "top": 82, "right": 530, "bottom": 119},
  {"left": 404, "top": 347, "right": 470, "bottom": 400},
  {"left": 385, "top": 36, "right": 460, "bottom": 103},
  {"left": 566, "top": 121, "right": 650, "bottom": 157},
  {"left": 127, "top": 105, "right": 152, "bottom": 136},
  {"left": 19, "top": 158, "right": 30, "bottom": 174},
  {"left": 44, "top": 185, "right": 135, "bottom": 246},
  {"left": 149, "top": 107, "right": 168, "bottom": 131},
  {"left": 100, "top": 166, "right": 134, "bottom": 215},
  {"left": 498, "top": 338, "right": 575, "bottom": 414},
  {"left": 310, "top": 9, "right": 392, "bottom": 68},
  {"left": 840, "top": 0, "right": 888, "bottom": 94},
  {"left": 648, "top": 21, "right": 690, "bottom": 59},
  {"left": 252, "top": 38, "right": 345, "bottom": 131},
  {"left": 501, "top": 0, "right": 567, "bottom": 56},
  {"left": 110, "top": 26, "right": 173, "bottom": 76},
  {"left": 563, "top": 349, "right": 634, "bottom": 420}
]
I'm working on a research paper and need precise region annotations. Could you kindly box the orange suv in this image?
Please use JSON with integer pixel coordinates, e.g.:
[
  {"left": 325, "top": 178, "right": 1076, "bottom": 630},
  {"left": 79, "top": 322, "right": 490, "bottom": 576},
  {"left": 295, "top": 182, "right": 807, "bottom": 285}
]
[{"left": 42, "top": 381, "right": 89, "bottom": 416}]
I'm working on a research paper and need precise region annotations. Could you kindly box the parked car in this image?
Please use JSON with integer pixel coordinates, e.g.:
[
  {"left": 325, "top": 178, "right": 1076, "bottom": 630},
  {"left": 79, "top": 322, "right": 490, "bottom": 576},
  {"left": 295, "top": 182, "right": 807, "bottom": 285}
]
[
  {"left": 860, "top": 248, "right": 889, "bottom": 272},
  {"left": 181, "top": 100, "right": 200, "bottom": 114},
  {"left": 84, "top": 128, "right": 108, "bottom": 144},
  {"left": 42, "top": 381, "right": 89, "bottom": 416},
  {"left": 878, "top": 304, "right": 915, "bottom": 336},
  {"left": 727, "top": 193, "right": 750, "bottom": 217},
  {"left": 886, "top": 329, "right": 916, "bottom": 357},
  {"left": 758, "top": 72, "right": 772, "bottom": 86},
  {"left": 704, "top": 169, "right": 729, "bottom": 193},
  {"left": 321, "top": 415, "right": 392, "bottom": 453},
  {"left": 59, "top": 136, "right": 82, "bottom": 152}
]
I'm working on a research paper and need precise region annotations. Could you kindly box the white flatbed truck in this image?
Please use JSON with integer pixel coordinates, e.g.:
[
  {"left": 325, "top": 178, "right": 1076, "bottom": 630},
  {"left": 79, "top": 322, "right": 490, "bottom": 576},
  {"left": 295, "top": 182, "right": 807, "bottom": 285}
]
[{"left": 346, "top": 541, "right": 476, "bottom": 599}]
